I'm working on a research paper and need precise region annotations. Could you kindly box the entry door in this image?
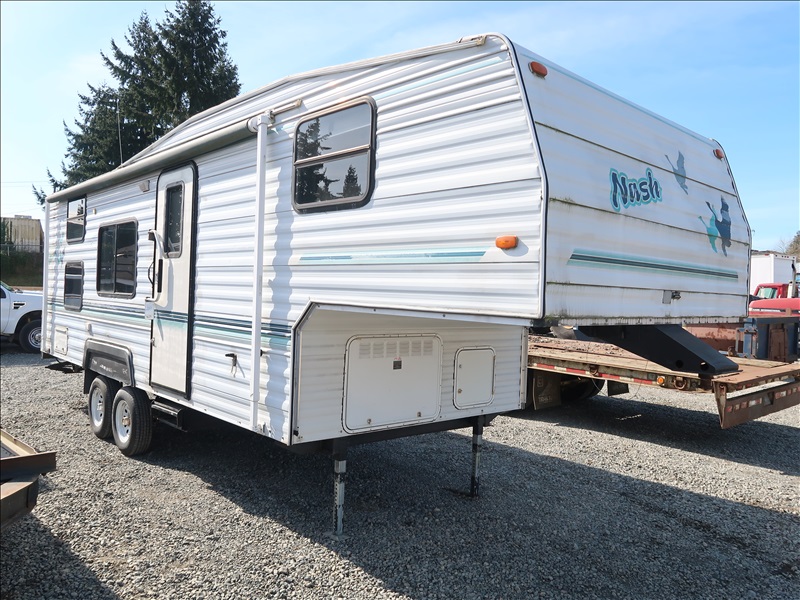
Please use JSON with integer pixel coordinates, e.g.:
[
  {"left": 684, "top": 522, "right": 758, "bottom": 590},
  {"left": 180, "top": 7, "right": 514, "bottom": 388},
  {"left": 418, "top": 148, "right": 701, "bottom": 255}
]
[{"left": 150, "top": 164, "right": 196, "bottom": 394}]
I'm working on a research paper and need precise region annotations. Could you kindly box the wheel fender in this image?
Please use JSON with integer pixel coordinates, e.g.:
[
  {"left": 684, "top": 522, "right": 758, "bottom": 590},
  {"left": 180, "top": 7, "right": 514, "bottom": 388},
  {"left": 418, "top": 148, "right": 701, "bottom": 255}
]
[
  {"left": 13, "top": 311, "right": 41, "bottom": 340},
  {"left": 83, "top": 340, "right": 135, "bottom": 392}
]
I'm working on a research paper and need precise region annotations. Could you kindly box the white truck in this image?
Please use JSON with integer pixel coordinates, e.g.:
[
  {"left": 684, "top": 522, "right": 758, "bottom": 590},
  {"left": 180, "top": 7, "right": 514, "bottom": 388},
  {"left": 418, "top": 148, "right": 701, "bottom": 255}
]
[
  {"left": 750, "top": 252, "right": 797, "bottom": 295},
  {"left": 0, "top": 281, "right": 42, "bottom": 353}
]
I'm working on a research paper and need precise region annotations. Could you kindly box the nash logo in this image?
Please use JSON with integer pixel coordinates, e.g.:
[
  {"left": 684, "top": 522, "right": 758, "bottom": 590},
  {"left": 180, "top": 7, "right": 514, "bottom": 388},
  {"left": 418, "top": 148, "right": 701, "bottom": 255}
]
[{"left": 609, "top": 168, "right": 662, "bottom": 212}]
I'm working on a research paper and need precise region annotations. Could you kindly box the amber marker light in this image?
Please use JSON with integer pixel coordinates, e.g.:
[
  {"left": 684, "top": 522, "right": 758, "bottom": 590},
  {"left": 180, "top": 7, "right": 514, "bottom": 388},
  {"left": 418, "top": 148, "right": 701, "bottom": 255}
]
[
  {"left": 714, "top": 149, "right": 725, "bottom": 159},
  {"left": 496, "top": 235, "right": 518, "bottom": 249},
  {"left": 529, "top": 62, "right": 548, "bottom": 78}
]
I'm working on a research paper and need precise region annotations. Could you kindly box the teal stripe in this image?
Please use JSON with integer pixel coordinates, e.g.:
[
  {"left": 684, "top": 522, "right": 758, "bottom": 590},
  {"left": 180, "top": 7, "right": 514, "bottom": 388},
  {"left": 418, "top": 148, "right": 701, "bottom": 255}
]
[
  {"left": 299, "top": 248, "right": 486, "bottom": 265},
  {"left": 48, "top": 301, "right": 292, "bottom": 348},
  {"left": 568, "top": 250, "right": 738, "bottom": 280},
  {"left": 154, "top": 310, "right": 188, "bottom": 325},
  {"left": 49, "top": 301, "right": 146, "bottom": 325},
  {"left": 195, "top": 315, "right": 291, "bottom": 348}
]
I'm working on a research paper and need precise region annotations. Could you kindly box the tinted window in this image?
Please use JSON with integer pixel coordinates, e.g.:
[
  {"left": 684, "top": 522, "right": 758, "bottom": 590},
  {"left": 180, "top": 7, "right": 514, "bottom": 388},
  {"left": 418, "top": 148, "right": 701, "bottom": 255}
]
[
  {"left": 97, "top": 221, "right": 137, "bottom": 297},
  {"left": 64, "top": 261, "right": 83, "bottom": 310},
  {"left": 165, "top": 185, "right": 183, "bottom": 257},
  {"left": 67, "top": 197, "right": 86, "bottom": 243},
  {"left": 295, "top": 104, "right": 371, "bottom": 159},
  {"left": 293, "top": 102, "right": 374, "bottom": 211}
]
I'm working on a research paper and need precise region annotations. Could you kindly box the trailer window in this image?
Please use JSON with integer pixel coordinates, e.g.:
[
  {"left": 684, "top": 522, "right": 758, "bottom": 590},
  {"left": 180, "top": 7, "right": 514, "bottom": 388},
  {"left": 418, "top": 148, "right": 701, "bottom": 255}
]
[
  {"left": 64, "top": 261, "right": 83, "bottom": 310},
  {"left": 97, "top": 221, "right": 137, "bottom": 297},
  {"left": 293, "top": 101, "right": 374, "bottom": 212},
  {"left": 67, "top": 197, "right": 86, "bottom": 243}
]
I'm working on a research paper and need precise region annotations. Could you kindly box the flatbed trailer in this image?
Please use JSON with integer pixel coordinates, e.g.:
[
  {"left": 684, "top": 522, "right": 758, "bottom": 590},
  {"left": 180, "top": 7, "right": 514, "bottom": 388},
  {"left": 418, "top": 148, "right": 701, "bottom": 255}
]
[{"left": 527, "top": 335, "right": 800, "bottom": 428}]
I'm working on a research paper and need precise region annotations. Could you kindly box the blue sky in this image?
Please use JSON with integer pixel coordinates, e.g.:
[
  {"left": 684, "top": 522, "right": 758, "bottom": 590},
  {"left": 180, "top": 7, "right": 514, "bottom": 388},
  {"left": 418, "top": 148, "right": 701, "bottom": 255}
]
[{"left": 1, "top": 1, "right": 797, "bottom": 251}]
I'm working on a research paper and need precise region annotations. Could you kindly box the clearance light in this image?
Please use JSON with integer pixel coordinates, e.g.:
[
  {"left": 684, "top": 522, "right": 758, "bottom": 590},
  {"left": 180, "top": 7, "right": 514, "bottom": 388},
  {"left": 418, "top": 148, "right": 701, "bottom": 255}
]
[
  {"left": 496, "top": 235, "right": 518, "bottom": 249},
  {"left": 529, "top": 62, "right": 548, "bottom": 78},
  {"left": 714, "top": 149, "right": 725, "bottom": 159}
]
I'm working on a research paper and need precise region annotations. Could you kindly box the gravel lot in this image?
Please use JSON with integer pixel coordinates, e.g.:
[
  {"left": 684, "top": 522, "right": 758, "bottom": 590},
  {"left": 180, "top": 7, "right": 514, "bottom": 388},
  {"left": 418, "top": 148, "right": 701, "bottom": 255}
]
[{"left": 1, "top": 342, "right": 798, "bottom": 599}]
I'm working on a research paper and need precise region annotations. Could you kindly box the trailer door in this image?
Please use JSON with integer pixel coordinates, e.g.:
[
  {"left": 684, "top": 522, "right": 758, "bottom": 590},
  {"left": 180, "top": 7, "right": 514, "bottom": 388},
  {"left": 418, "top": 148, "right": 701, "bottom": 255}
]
[{"left": 150, "top": 164, "right": 196, "bottom": 395}]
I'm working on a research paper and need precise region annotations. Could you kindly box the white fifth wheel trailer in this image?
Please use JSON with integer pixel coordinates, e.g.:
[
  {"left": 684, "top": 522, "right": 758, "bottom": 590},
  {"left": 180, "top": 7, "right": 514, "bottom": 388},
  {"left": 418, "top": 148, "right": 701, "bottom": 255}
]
[{"left": 43, "top": 33, "right": 751, "bottom": 536}]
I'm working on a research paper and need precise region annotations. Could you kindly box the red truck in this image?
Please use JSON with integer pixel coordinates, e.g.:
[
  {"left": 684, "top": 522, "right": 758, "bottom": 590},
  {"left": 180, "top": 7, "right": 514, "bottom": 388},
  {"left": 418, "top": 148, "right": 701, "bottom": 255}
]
[{"left": 752, "top": 282, "right": 796, "bottom": 300}]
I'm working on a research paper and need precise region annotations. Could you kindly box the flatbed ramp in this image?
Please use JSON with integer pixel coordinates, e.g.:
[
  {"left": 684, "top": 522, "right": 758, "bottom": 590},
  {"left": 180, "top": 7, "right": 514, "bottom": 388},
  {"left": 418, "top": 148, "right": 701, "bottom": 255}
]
[{"left": 528, "top": 336, "right": 800, "bottom": 428}]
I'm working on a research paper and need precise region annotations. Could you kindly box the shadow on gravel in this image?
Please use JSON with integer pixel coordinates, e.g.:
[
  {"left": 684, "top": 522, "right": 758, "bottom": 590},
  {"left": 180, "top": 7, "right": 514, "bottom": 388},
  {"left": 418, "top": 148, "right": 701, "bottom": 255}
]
[
  {"left": 515, "top": 394, "right": 800, "bottom": 476},
  {"left": 136, "top": 419, "right": 799, "bottom": 599},
  {"left": 0, "top": 342, "right": 53, "bottom": 368},
  {"left": 0, "top": 515, "right": 119, "bottom": 600}
]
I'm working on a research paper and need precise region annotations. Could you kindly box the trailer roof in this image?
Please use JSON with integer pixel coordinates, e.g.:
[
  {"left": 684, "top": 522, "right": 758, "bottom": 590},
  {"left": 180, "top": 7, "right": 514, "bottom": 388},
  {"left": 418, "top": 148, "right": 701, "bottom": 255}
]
[{"left": 45, "top": 34, "right": 496, "bottom": 204}]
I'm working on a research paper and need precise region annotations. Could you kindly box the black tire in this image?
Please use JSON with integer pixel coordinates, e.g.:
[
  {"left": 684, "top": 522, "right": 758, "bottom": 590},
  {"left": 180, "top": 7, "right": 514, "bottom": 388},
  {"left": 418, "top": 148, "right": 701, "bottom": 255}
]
[
  {"left": 561, "top": 377, "right": 604, "bottom": 403},
  {"left": 112, "top": 387, "right": 153, "bottom": 456},
  {"left": 18, "top": 319, "right": 42, "bottom": 353},
  {"left": 88, "top": 376, "right": 119, "bottom": 439}
]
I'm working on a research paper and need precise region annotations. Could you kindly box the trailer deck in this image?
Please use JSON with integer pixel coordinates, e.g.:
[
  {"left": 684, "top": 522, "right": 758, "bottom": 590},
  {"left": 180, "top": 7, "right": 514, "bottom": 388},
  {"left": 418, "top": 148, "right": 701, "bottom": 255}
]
[{"left": 528, "top": 335, "right": 800, "bottom": 428}]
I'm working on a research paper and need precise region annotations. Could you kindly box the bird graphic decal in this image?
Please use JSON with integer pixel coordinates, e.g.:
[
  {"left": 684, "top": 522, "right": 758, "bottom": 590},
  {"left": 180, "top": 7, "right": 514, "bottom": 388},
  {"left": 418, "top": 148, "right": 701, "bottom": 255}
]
[
  {"left": 697, "top": 197, "right": 732, "bottom": 256},
  {"left": 665, "top": 151, "right": 688, "bottom": 194}
]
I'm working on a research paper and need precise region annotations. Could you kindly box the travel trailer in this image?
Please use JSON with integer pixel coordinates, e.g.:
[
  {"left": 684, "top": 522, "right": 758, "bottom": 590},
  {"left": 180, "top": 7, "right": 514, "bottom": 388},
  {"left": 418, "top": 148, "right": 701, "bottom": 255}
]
[{"left": 43, "top": 34, "right": 752, "bottom": 535}]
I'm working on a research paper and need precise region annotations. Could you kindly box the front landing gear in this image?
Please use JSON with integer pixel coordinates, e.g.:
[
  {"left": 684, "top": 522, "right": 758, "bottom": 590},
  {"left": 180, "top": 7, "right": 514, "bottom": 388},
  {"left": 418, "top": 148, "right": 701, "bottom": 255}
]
[
  {"left": 326, "top": 448, "right": 348, "bottom": 541},
  {"left": 470, "top": 416, "right": 486, "bottom": 498},
  {"left": 325, "top": 415, "right": 489, "bottom": 538}
]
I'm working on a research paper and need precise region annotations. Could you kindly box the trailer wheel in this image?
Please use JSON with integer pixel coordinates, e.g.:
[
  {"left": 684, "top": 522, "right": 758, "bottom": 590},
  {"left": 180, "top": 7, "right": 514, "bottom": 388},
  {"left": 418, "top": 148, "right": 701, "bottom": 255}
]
[
  {"left": 88, "top": 376, "right": 119, "bottom": 439},
  {"left": 561, "top": 377, "right": 604, "bottom": 402},
  {"left": 112, "top": 387, "right": 153, "bottom": 456},
  {"left": 18, "top": 319, "right": 42, "bottom": 353}
]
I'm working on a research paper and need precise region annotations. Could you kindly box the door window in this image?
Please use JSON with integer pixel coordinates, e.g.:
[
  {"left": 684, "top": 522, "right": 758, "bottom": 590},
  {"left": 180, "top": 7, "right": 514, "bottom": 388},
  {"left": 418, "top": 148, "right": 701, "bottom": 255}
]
[{"left": 165, "top": 185, "right": 184, "bottom": 257}]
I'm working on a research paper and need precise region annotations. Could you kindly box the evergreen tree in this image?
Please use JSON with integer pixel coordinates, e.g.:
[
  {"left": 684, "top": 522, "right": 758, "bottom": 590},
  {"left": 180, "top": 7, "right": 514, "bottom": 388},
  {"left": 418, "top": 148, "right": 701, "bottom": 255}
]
[
  {"left": 156, "top": 0, "right": 240, "bottom": 127},
  {"left": 102, "top": 13, "right": 169, "bottom": 152},
  {"left": 342, "top": 165, "right": 362, "bottom": 198},
  {"left": 63, "top": 84, "right": 127, "bottom": 184},
  {"left": 34, "top": 83, "right": 126, "bottom": 202},
  {"left": 34, "top": 1, "right": 240, "bottom": 205},
  {"left": 294, "top": 118, "right": 338, "bottom": 203}
]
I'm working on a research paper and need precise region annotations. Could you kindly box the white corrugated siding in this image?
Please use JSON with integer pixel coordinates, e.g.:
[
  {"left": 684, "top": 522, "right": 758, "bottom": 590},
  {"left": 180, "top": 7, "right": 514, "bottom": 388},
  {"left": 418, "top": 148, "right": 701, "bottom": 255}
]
[
  {"left": 184, "top": 36, "right": 543, "bottom": 441},
  {"left": 293, "top": 308, "right": 526, "bottom": 444},
  {"left": 45, "top": 178, "right": 158, "bottom": 384},
  {"left": 514, "top": 43, "right": 750, "bottom": 324}
]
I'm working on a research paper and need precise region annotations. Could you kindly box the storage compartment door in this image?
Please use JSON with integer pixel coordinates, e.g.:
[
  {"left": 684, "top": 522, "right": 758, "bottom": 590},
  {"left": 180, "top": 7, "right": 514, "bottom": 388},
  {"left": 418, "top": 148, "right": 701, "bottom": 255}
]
[
  {"left": 454, "top": 347, "right": 495, "bottom": 408},
  {"left": 344, "top": 335, "right": 442, "bottom": 433}
]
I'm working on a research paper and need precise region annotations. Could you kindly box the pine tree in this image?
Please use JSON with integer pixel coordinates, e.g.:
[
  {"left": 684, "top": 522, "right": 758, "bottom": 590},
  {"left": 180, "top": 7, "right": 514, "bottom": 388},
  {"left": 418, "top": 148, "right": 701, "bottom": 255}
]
[
  {"left": 34, "top": 1, "right": 240, "bottom": 205},
  {"left": 156, "top": 0, "right": 240, "bottom": 127},
  {"left": 34, "top": 83, "right": 126, "bottom": 201},
  {"left": 295, "top": 119, "right": 338, "bottom": 203},
  {"left": 342, "top": 165, "right": 362, "bottom": 198},
  {"left": 102, "top": 13, "right": 169, "bottom": 153}
]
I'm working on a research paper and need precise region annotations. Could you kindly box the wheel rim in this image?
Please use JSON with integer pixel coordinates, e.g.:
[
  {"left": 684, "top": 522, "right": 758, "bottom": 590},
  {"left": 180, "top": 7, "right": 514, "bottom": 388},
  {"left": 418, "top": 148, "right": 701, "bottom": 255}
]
[
  {"left": 90, "top": 387, "right": 105, "bottom": 426},
  {"left": 115, "top": 398, "right": 132, "bottom": 443},
  {"left": 27, "top": 326, "right": 41, "bottom": 349}
]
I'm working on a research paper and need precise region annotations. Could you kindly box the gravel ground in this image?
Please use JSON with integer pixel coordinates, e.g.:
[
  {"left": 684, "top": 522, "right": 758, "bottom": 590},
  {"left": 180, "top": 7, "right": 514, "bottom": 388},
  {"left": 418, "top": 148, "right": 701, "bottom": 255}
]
[{"left": 1, "top": 342, "right": 798, "bottom": 599}]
